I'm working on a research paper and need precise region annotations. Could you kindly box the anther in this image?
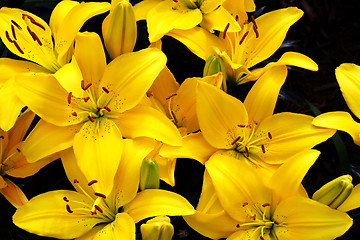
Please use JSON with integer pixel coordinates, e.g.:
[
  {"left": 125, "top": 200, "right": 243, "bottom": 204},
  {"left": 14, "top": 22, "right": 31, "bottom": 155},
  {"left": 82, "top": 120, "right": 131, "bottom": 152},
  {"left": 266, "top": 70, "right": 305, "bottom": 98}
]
[
  {"left": 63, "top": 196, "right": 69, "bottom": 202},
  {"left": 173, "top": 0, "right": 178, "bottom": 2},
  {"left": 104, "top": 106, "right": 111, "bottom": 112},
  {"left": 95, "top": 205, "right": 103, "bottom": 213},
  {"left": 261, "top": 144, "right": 265, "bottom": 153},
  {"left": 239, "top": 31, "right": 249, "bottom": 45},
  {"left": 13, "top": 41, "right": 24, "bottom": 54},
  {"left": 74, "top": 179, "right": 79, "bottom": 183},
  {"left": 244, "top": 146, "right": 250, "bottom": 157},
  {"left": 250, "top": 15, "right": 258, "bottom": 29},
  {"left": 5, "top": 31, "right": 14, "bottom": 43},
  {"left": 260, "top": 236, "right": 265, "bottom": 240},
  {"left": 166, "top": 92, "right": 177, "bottom": 100},
  {"left": 222, "top": 23, "right": 230, "bottom": 39},
  {"left": 71, "top": 112, "right": 77, "bottom": 116},
  {"left": 27, "top": 26, "right": 42, "bottom": 46},
  {"left": 146, "top": 91, "right": 153, "bottom": 97},
  {"left": 242, "top": 202, "right": 248, "bottom": 207},
  {"left": 238, "top": 124, "right": 246, "bottom": 128},
  {"left": 268, "top": 132, "right": 272, "bottom": 139},
  {"left": 16, "top": 148, "right": 21, "bottom": 152},
  {"left": 94, "top": 192, "right": 106, "bottom": 199},
  {"left": 11, "top": 20, "right": 22, "bottom": 30},
  {"left": 83, "top": 97, "right": 90, "bottom": 102},
  {"left": 83, "top": 83, "right": 92, "bottom": 91},
  {"left": 262, "top": 203, "right": 270, "bottom": 207},
  {"left": 274, "top": 220, "right": 279, "bottom": 225},
  {"left": 102, "top": 86, "right": 110, "bottom": 94},
  {"left": 67, "top": 92, "right": 72, "bottom": 104},
  {"left": 253, "top": 25, "right": 259, "bottom": 38},
  {"left": 11, "top": 25, "right": 16, "bottom": 40},
  {"left": 88, "top": 116, "right": 94, "bottom": 122},
  {"left": 231, "top": 136, "right": 240, "bottom": 145},
  {"left": 251, "top": 214, "right": 256, "bottom": 220},
  {"left": 171, "top": 110, "right": 178, "bottom": 124},
  {"left": 253, "top": 119, "right": 258, "bottom": 125},
  {"left": 0, "top": 136, "right": 4, "bottom": 139},
  {"left": 88, "top": 180, "right": 98, "bottom": 186},
  {"left": 81, "top": 80, "right": 85, "bottom": 89},
  {"left": 66, "top": 204, "right": 73, "bottom": 213},
  {"left": 22, "top": 14, "right": 46, "bottom": 30},
  {"left": 235, "top": 15, "right": 239, "bottom": 21},
  {"left": 243, "top": 20, "right": 249, "bottom": 25}
]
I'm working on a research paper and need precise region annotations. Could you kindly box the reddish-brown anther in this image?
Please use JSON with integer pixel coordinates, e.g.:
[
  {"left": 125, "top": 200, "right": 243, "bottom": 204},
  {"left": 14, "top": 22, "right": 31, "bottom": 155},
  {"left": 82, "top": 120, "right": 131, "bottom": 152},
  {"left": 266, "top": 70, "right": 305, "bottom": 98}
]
[
  {"left": 239, "top": 31, "right": 249, "bottom": 45},
  {"left": 262, "top": 203, "right": 270, "bottom": 207},
  {"left": 88, "top": 116, "right": 95, "bottom": 122},
  {"left": 102, "top": 87, "right": 110, "bottom": 94},
  {"left": 104, "top": 106, "right": 111, "bottom": 112},
  {"left": 95, "top": 205, "right": 103, "bottom": 213},
  {"left": 63, "top": 197, "right": 69, "bottom": 202},
  {"left": 261, "top": 144, "right": 265, "bottom": 153},
  {"left": 11, "top": 20, "right": 22, "bottom": 30},
  {"left": 94, "top": 192, "right": 106, "bottom": 199},
  {"left": 268, "top": 132, "right": 272, "bottom": 139},
  {"left": 222, "top": 23, "right": 230, "bottom": 39},
  {"left": 67, "top": 92, "right": 72, "bottom": 104},
  {"left": 13, "top": 41, "right": 24, "bottom": 54},
  {"left": 88, "top": 180, "right": 98, "bottom": 186},
  {"left": 71, "top": 112, "right": 77, "bottom": 116},
  {"left": 66, "top": 204, "right": 73, "bottom": 213},
  {"left": 11, "top": 25, "right": 16, "bottom": 40},
  {"left": 242, "top": 202, "right": 248, "bottom": 207},
  {"left": 166, "top": 92, "right": 177, "bottom": 100},
  {"left": 231, "top": 136, "right": 241, "bottom": 145},
  {"left": 244, "top": 146, "right": 250, "bottom": 157}
]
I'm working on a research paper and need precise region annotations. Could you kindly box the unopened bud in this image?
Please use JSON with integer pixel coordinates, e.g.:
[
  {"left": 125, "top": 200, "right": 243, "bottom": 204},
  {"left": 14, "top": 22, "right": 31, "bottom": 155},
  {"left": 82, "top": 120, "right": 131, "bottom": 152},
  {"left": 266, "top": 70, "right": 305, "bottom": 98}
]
[
  {"left": 102, "top": 0, "right": 137, "bottom": 59},
  {"left": 203, "top": 54, "right": 227, "bottom": 91},
  {"left": 312, "top": 175, "right": 353, "bottom": 209},
  {"left": 140, "top": 158, "right": 160, "bottom": 191},
  {"left": 141, "top": 216, "right": 174, "bottom": 240}
]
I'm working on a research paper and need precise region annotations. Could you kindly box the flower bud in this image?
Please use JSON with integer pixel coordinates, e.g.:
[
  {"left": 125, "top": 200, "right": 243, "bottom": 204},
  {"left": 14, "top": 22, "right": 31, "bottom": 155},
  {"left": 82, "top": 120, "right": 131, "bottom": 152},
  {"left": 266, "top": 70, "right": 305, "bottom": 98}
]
[
  {"left": 102, "top": 0, "right": 137, "bottom": 59},
  {"left": 140, "top": 216, "right": 174, "bottom": 240},
  {"left": 140, "top": 158, "right": 160, "bottom": 191},
  {"left": 312, "top": 175, "right": 353, "bottom": 209},
  {"left": 203, "top": 54, "right": 227, "bottom": 91}
]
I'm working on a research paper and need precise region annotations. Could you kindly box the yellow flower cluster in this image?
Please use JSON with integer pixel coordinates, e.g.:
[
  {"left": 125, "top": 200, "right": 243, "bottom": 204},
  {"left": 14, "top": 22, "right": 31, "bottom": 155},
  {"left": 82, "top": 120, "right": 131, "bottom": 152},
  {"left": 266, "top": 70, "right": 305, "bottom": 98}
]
[{"left": 0, "top": 0, "right": 358, "bottom": 239}]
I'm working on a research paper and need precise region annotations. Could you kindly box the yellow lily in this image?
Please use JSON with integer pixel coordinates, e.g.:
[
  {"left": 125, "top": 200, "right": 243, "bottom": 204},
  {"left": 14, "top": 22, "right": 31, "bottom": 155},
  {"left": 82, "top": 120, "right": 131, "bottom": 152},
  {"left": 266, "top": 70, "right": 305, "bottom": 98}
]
[
  {"left": 0, "top": 1, "right": 110, "bottom": 131},
  {"left": 15, "top": 32, "right": 182, "bottom": 196},
  {"left": 0, "top": 111, "right": 56, "bottom": 208},
  {"left": 313, "top": 63, "right": 360, "bottom": 145},
  {"left": 13, "top": 138, "right": 195, "bottom": 239},
  {"left": 184, "top": 150, "right": 353, "bottom": 239},
  {"left": 167, "top": 7, "right": 318, "bottom": 85},
  {"left": 134, "top": 0, "right": 241, "bottom": 42},
  {"left": 161, "top": 66, "right": 334, "bottom": 172}
]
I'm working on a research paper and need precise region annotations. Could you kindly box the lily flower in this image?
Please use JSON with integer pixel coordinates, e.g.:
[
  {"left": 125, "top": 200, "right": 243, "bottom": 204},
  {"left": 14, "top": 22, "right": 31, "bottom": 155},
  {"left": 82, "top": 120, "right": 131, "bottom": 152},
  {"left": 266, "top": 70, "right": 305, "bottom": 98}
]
[
  {"left": 134, "top": 0, "right": 241, "bottom": 42},
  {"left": 14, "top": 32, "right": 182, "bottom": 196},
  {"left": 167, "top": 7, "right": 318, "bottom": 85},
  {"left": 313, "top": 63, "right": 360, "bottom": 145},
  {"left": 13, "top": 139, "right": 195, "bottom": 239},
  {"left": 184, "top": 150, "right": 353, "bottom": 239},
  {"left": 0, "top": 1, "right": 110, "bottom": 131},
  {"left": 0, "top": 111, "right": 56, "bottom": 208},
  {"left": 161, "top": 66, "right": 334, "bottom": 172}
]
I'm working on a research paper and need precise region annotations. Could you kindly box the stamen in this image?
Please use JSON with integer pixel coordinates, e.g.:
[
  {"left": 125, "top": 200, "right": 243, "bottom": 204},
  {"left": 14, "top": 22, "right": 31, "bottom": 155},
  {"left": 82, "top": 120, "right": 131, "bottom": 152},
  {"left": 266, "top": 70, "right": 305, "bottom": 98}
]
[
  {"left": 95, "top": 205, "right": 103, "bottom": 213},
  {"left": 83, "top": 83, "right": 92, "bottom": 91},
  {"left": 171, "top": 110, "right": 178, "bottom": 124},
  {"left": 260, "top": 236, "right": 265, "bottom": 240},
  {"left": 13, "top": 41, "right": 24, "bottom": 54},
  {"left": 222, "top": 23, "right": 230, "bottom": 39},
  {"left": 253, "top": 25, "right": 259, "bottom": 38},
  {"left": 71, "top": 112, "right": 77, "bottom": 116},
  {"left": 5, "top": 31, "right": 14, "bottom": 43},
  {"left": 262, "top": 203, "right": 270, "bottom": 207},
  {"left": 84, "top": 97, "right": 90, "bottom": 102},
  {"left": 11, "top": 25, "right": 16, "bottom": 40},
  {"left": 88, "top": 116, "right": 94, "bottom": 122},
  {"left": 66, "top": 204, "right": 73, "bottom": 213},
  {"left": 166, "top": 92, "right": 177, "bottom": 100},
  {"left": 231, "top": 136, "right": 241, "bottom": 145},
  {"left": 250, "top": 15, "right": 258, "bottom": 29},
  {"left": 244, "top": 146, "right": 250, "bottom": 157},
  {"left": 102, "top": 86, "right": 110, "bottom": 94},
  {"left": 88, "top": 180, "right": 98, "bottom": 186},
  {"left": 63, "top": 197, "right": 69, "bottom": 202},
  {"left": 236, "top": 224, "right": 240, "bottom": 228},
  {"left": 104, "top": 106, "right": 111, "bottom": 112},
  {"left": 81, "top": 80, "right": 85, "bottom": 89},
  {"left": 242, "top": 202, "right": 248, "bottom": 207},
  {"left": 237, "top": 124, "right": 246, "bottom": 128},
  {"left": 268, "top": 132, "right": 272, "bottom": 139},
  {"left": 239, "top": 31, "right": 249, "bottom": 45},
  {"left": 74, "top": 179, "right": 79, "bottom": 183},
  {"left": 261, "top": 145, "right": 265, "bottom": 153},
  {"left": 173, "top": 0, "right": 178, "bottom": 2},
  {"left": 22, "top": 14, "right": 46, "bottom": 30},
  {"left": 11, "top": 20, "right": 22, "bottom": 30},
  {"left": 16, "top": 148, "right": 21, "bottom": 152},
  {"left": 26, "top": 26, "right": 42, "bottom": 46},
  {"left": 250, "top": 214, "right": 256, "bottom": 220},
  {"left": 94, "top": 192, "right": 106, "bottom": 199},
  {"left": 146, "top": 91, "right": 153, "bottom": 97},
  {"left": 67, "top": 92, "right": 72, "bottom": 104},
  {"left": 91, "top": 210, "right": 96, "bottom": 215},
  {"left": 274, "top": 220, "right": 279, "bottom": 225}
]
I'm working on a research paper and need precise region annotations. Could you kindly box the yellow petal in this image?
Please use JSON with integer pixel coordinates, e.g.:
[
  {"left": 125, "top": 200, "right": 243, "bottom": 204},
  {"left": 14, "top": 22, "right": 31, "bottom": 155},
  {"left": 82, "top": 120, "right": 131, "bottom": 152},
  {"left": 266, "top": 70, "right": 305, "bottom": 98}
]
[
  {"left": 49, "top": 0, "right": 80, "bottom": 37},
  {"left": 257, "top": 112, "right": 335, "bottom": 164},
  {"left": 116, "top": 105, "right": 182, "bottom": 146},
  {"left": 0, "top": 58, "right": 48, "bottom": 82},
  {"left": 335, "top": 63, "right": 360, "bottom": 118},
  {"left": 13, "top": 190, "right": 101, "bottom": 239},
  {"left": 244, "top": 65, "right": 287, "bottom": 123},
  {"left": 0, "top": 8, "right": 59, "bottom": 72},
  {"left": 73, "top": 118, "right": 123, "bottom": 196},
  {"left": 338, "top": 183, "right": 360, "bottom": 212},
  {"left": 159, "top": 132, "right": 217, "bottom": 164},
  {"left": 274, "top": 197, "right": 353, "bottom": 240},
  {"left": 133, "top": 0, "right": 162, "bottom": 20},
  {"left": 222, "top": 0, "right": 254, "bottom": 25},
  {"left": 15, "top": 74, "right": 85, "bottom": 126},
  {"left": 155, "top": 155, "right": 176, "bottom": 186},
  {"left": 196, "top": 170, "right": 223, "bottom": 214},
  {"left": 0, "top": 178, "right": 28, "bottom": 208},
  {"left": 200, "top": 0, "right": 227, "bottom": 13},
  {"left": 205, "top": 151, "right": 270, "bottom": 222},
  {"left": 167, "top": 26, "right": 226, "bottom": 60},
  {"left": 7, "top": 110, "right": 35, "bottom": 149},
  {"left": 146, "top": 1, "right": 202, "bottom": 42},
  {"left": 93, "top": 213, "right": 135, "bottom": 240},
  {"left": 53, "top": 2, "right": 111, "bottom": 65},
  {"left": 124, "top": 189, "right": 195, "bottom": 223},
  {"left": 201, "top": 6, "right": 241, "bottom": 33},
  {"left": 312, "top": 111, "right": 360, "bottom": 145},
  {"left": 99, "top": 48, "right": 167, "bottom": 114},
  {"left": 21, "top": 120, "right": 78, "bottom": 163},
  {"left": 197, "top": 81, "right": 248, "bottom": 149}
]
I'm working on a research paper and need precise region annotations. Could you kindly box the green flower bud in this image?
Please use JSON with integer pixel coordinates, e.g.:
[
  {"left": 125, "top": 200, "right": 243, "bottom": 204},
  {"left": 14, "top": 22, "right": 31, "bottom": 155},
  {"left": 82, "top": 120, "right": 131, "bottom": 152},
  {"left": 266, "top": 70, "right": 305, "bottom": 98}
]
[
  {"left": 312, "top": 175, "right": 353, "bottom": 209},
  {"left": 141, "top": 216, "right": 174, "bottom": 240},
  {"left": 140, "top": 158, "right": 160, "bottom": 191},
  {"left": 203, "top": 54, "right": 227, "bottom": 92}
]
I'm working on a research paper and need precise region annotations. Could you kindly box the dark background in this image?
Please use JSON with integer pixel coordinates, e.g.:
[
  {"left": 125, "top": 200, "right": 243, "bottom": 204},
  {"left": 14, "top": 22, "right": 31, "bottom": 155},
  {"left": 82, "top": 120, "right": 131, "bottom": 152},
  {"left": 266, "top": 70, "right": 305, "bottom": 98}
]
[{"left": 1, "top": 0, "right": 360, "bottom": 239}]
